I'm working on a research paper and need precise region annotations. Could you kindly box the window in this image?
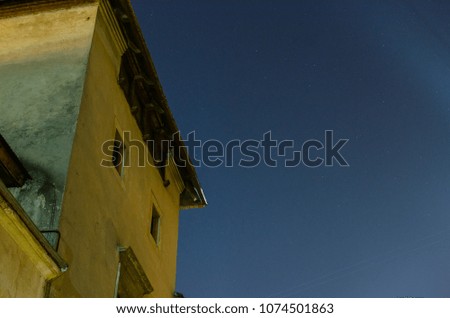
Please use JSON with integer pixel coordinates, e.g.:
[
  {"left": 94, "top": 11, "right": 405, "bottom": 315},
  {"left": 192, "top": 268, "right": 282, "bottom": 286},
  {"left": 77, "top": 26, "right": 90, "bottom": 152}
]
[
  {"left": 112, "top": 130, "right": 126, "bottom": 176},
  {"left": 150, "top": 205, "right": 160, "bottom": 245}
]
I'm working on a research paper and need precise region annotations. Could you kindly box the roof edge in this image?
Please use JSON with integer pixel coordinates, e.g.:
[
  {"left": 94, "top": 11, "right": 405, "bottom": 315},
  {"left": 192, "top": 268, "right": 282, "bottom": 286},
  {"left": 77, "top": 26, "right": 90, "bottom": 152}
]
[{"left": 109, "top": 0, "right": 207, "bottom": 208}]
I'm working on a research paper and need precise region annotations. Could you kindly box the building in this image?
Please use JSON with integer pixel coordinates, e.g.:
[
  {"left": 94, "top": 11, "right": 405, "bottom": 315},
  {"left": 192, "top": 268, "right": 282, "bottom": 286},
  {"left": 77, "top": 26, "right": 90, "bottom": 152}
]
[{"left": 0, "top": 0, "right": 206, "bottom": 297}]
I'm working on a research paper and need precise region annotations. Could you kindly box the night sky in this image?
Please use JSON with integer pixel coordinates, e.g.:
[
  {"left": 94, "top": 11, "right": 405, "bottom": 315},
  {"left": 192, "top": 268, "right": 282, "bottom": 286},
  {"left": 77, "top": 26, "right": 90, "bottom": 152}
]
[{"left": 131, "top": 0, "right": 450, "bottom": 297}]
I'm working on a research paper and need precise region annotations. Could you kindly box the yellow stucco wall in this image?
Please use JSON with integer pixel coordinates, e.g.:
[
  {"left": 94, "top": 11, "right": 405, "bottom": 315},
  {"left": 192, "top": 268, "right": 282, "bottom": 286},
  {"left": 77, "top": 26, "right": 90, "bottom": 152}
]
[
  {"left": 0, "top": 2, "right": 97, "bottom": 64},
  {"left": 49, "top": 5, "right": 183, "bottom": 297},
  {"left": 0, "top": 219, "right": 47, "bottom": 297},
  {"left": 0, "top": 189, "right": 62, "bottom": 297}
]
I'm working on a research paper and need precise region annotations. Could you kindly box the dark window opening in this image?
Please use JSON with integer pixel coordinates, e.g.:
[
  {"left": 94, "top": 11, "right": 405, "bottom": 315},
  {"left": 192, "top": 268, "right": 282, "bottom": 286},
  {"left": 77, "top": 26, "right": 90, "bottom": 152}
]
[
  {"left": 112, "top": 130, "right": 125, "bottom": 176},
  {"left": 150, "top": 205, "right": 160, "bottom": 245}
]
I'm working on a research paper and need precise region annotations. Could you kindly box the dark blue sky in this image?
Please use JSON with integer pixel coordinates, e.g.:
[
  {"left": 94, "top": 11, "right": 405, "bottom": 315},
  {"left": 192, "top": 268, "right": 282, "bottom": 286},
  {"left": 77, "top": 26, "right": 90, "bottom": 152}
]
[{"left": 131, "top": 0, "right": 450, "bottom": 297}]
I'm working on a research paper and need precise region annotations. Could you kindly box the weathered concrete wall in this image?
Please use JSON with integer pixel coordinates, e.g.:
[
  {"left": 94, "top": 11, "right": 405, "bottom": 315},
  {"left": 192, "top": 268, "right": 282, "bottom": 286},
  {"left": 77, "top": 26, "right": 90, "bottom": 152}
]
[
  {"left": 0, "top": 4, "right": 98, "bottom": 244},
  {"left": 49, "top": 6, "right": 183, "bottom": 297}
]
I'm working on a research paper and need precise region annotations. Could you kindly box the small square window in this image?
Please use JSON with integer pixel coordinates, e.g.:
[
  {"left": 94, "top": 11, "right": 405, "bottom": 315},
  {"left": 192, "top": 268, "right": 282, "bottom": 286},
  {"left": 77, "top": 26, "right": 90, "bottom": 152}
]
[
  {"left": 150, "top": 206, "right": 160, "bottom": 245},
  {"left": 112, "top": 130, "right": 126, "bottom": 176}
]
